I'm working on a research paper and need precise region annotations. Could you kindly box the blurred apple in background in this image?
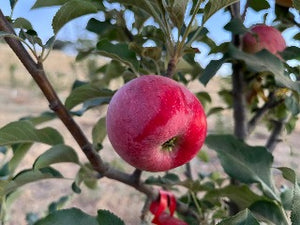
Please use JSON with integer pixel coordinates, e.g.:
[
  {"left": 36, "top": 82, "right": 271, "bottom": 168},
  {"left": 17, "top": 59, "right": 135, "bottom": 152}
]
[{"left": 242, "top": 24, "right": 286, "bottom": 58}]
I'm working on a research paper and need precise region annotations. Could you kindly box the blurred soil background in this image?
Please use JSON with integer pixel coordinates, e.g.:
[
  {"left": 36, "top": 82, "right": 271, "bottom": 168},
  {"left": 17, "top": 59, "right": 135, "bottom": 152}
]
[{"left": 0, "top": 43, "right": 300, "bottom": 224}]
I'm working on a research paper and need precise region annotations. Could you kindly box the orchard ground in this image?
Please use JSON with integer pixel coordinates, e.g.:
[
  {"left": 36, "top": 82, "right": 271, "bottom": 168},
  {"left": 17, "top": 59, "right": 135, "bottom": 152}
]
[{"left": 0, "top": 44, "right": 299, "bottom": 224}]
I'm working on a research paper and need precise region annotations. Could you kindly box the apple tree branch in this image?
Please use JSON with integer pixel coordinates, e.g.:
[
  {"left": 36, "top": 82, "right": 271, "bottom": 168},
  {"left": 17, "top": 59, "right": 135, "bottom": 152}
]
[{"left": 230, "top": 3, "right": 248, "bottom": 140}]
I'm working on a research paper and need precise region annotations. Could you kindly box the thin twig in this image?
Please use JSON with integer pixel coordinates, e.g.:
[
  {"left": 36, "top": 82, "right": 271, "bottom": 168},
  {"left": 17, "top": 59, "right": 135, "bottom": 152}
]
[
  {"left": 266, "top": 120, "right": 284, "bottom": 153},
  {"left": 241, "top": 1, "right": 249, "bottom": 22},
  {"left": 165, "top": 56, "right": 178, "bottom": 77},
  {"left": 131, "top": 169, "right": 143, "bottom": 185},
  {"left": 185, "top": 162, "right": 193, "bottom": 180},
  {"left": 247, "top": 92, "right": 284, "bottom": 135},
  {"left": 141, "top": 197, "right": 152, "bottom": 222}
]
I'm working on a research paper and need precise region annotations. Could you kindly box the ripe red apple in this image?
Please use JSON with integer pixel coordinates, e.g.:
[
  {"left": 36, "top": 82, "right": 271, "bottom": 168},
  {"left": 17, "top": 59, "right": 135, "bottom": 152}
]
[
  {"left": 276, "top": 0, "right": 293, "bottom": 7},
  {"left": 154, "top": 212, "right": 188, "bottom": 225},
  {"left": 242, "top": 24, "right": 286, "bottom": 58},
  {"left": 106, "top": 75, "right": 207, "bottom": 172}
]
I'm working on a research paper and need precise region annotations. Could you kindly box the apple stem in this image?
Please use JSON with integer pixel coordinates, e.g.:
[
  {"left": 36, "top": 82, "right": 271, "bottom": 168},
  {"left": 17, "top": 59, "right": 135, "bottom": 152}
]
[{"left": 162, "top": 137, "right": 177, "bottom": 151}]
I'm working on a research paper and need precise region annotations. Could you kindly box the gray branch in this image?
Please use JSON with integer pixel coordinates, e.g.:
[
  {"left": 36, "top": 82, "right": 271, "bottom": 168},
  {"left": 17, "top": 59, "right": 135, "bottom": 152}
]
[
  {"left": 266, "top": 120, "right": 284, "bottom": 153},
  {"left": 247, "top": 92, "right": 284, "bottom": 135}
]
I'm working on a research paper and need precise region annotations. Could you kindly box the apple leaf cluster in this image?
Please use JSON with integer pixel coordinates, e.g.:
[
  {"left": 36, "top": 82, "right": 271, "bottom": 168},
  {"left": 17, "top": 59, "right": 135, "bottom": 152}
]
[{"left": 0, "top": 0, "right": 300, "bottom": 224}]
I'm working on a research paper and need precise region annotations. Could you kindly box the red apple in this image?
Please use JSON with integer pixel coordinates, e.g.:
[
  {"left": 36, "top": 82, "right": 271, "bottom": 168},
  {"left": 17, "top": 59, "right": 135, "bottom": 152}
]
[
  {"left": 154, "top": 212, "right": 188, "bottom": 225},
  {"left": 106, "top": 75, "right": 207, "bottom": 172},
  {"left": 276, "top": 0, "right": 293, "bottom": 7},
  {"left": 242, "top": 24, "right": 286, "bottom": 58}
]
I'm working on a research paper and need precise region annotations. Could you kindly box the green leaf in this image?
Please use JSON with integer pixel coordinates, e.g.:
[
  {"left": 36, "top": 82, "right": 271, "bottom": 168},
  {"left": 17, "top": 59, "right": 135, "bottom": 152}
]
[
  {"left": 19, "top": 29, "right": 43, "bottom": 47},
  {"left": 97, "top": 209, "right": 125, "bottom": 225},
  {"left": 145, "top": 173, "right": 180, "bottom": 186},
  {"left": 20, "top": 111, "right": 56, "bottom": 126},
  {"left": 249, "top": 200, "right": 289, "bottom": 225},
  {"left": 0, "top": 31, "right": 23, "bottom": 41},
  {"left": 71, "top": 181, "right": 81, "bottom": 193},
  {"left": 44, "top": 36, "right": 56, "bottom": 49},
  {"left": 26, "top": 213, "right": 40, "bottom": 225},
  {"left": 293, "top": 32, "right": 300, "bottom": 41},
  {"left": 109, "top": 0, "right": 152, "bottom": 13},
  {"left": 9, "top": 143, "right": 33, "bottom": 175},
  {"left": 248, "top": 0, "right": 270, "bottom": 11},
  {"left": 86, "top": 18, "right": 114, "bottom": 36},
  {"left": 228, "top": 45, "right": 300, "bottom": 93},
  {"left": 280, "top": 46, "right": 300, "bottom": 61},
  {"left": 34, "top": 208, "right": 98, "bottom": 225},
  {"left": 281, "top": 187, "right": 294, "bottom": 210},
  {"left": 202, "top": 0, "right": 240, "bottom": 25},
  {"left": 71, "top": 98, "right": 111, "bottom": 116},
  {"left": 13, "top": 18, "right": 33, "bottom": 30},
  {"left": 205, "top": 134, "right": 278, "bottom": 200},
  {"left": 52, "top": 0, "right": 98, "bottom": 34},
  {"left": 224, "top": 18, "right": 248, "bottom": 35},
  {"left": 92, "top": 117, "right": 106, "bottom": 151},
  {"left": 166, "top": 0, "right": 188, "bottom": 28},
  {"left": 65, "top": 83, "right": 114, "bottom": 110},
  {"left": 103, "top": 60, "right": 125, "bottom": 84},
  {"left": 207, "top": 107, "right": 224, "bottom": 117},
  {"left": 218, "top": 89, "right": 233, "bottom": 108},
  {"left": 48, "top": 196, "right": 70, "bottom": 214},
  {"left": 293, "top": 0, "right": 300, "bottom": 10},
  {"left": 277, "top": 167, "right": 300, "bottom": 225},
  {"left": 196, "top": 91, "right": 212, "bottom": 108},
  {"left": 32, "top": 0, "right": 70, "bottom": 8},
  {"left": 3, "top": 167, "right": 63, "bottom": 196},
  {"left": 285, "top": 95, "right": 300, "bottom": 116},
  {"left": 199, "top": 56, "right": 228, "bottom": 85},
  {"left": 0, "top": 146, "right": 8, "bottom": 154},
  {"left": 96, "top": 39, "right": 139, "bottom": 71},
  {"left": 205, "top": 185, "right": 266, "bottom": 210},
  {"left": 74, "top": 163, "right": 98, "bottom": 191},
  {"left": 197, "top": 150, "right": 210, "bottom": 162},
  {"left": 0, "top": 163, "right": 9, "bottom": 177},
  {"left": 141, "top": 47, "right": 162, "bottom": 61},
  {"left": 109, "top": 0, "right": 163, "bottom": 29},
  {"left": 10, "top": 0, "right": 18, "bottom": 10},
  {"left": 217, "top": 209, "right": 260, "bottom": 225},
  {"left": 33, "top": 144, "right": 79, "bottom": 169},
  {"left": 0, "top": 121, "right": 63, "bottom": 146},
  {"left": 141, "top": 25, "right": 165, "bottom": 44}
]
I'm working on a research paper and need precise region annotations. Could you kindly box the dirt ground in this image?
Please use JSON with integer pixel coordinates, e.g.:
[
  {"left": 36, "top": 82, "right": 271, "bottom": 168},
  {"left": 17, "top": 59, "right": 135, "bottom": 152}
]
[{"left": 0, "top": 44, "right": 299, "bottom": 225}]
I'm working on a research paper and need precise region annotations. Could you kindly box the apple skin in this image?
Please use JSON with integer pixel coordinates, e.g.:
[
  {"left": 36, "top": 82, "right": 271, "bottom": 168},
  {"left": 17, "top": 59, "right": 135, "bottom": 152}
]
[
  {"left": 155, "top": 212, "right": 188, "bottom": 225},
  {"left": 106, "top": 75, "right": 207, "bottom": 172},
  {"left": 276, "top": 0, "right": 293, "bottom": 7},
  {"left": 242, "top": 24, "right": 286, "bottom": 58}
]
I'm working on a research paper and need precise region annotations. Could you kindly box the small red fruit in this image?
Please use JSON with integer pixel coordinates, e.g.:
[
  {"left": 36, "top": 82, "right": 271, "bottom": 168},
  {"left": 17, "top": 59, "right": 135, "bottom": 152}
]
[
  {"left": 106, "top": 75, "right": 207, "bottom": 172},
  {"left": 154, "top": 212, "right": 188, "bottom": 225},
  {"left": 242, "top": 24, "right": 286, "bottom": 58}
]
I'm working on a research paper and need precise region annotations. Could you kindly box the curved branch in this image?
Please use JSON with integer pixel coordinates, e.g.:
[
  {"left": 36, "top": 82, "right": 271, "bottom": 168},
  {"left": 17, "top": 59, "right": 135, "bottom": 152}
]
[
  {"left": 266, "top": 120, "right": 284, "bottom": 153},
  {"left": 247, "top": 92, "right": 284, "bottom": 135}
]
